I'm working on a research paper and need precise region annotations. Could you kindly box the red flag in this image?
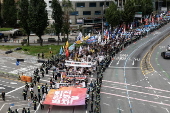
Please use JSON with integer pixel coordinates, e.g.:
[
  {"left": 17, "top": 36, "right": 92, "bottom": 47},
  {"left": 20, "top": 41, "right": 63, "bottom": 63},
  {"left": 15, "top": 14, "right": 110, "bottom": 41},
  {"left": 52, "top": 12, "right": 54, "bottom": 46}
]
[{"left": 65, "top": 49, "right": 69, "bottom": 57}]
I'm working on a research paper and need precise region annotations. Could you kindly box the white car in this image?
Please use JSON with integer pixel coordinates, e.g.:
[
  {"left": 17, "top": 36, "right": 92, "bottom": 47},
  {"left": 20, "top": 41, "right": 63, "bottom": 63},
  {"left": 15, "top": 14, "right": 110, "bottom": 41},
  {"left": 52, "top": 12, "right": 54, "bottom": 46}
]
[{"left": 167, "top": 45, "right": 170, "bottom": 51}]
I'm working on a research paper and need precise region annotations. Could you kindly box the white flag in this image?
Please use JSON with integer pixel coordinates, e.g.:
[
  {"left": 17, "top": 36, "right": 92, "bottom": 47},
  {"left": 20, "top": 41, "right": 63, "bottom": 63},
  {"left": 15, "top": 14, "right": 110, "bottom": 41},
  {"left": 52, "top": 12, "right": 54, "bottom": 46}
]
[{"left": 79, "top": 46, "right": 83, "bottom": 55}]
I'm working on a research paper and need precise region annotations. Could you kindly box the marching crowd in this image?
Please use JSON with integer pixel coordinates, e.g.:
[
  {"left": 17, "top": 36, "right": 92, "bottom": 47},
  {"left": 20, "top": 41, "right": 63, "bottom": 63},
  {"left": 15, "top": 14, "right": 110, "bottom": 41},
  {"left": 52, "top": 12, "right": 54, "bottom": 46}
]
[{"left": 1, "top": 15, "right": 170, "bottom": 113}]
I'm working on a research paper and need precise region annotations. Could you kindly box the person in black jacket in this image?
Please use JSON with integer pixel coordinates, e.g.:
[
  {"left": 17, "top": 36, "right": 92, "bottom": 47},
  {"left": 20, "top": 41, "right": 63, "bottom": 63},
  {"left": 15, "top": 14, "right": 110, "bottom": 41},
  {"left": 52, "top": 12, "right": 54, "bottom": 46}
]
[
  {"left": 22, "top": 107, "right": 27, "bottom": 113},
  {"left": 1, "top": 91, "right": 5, "bottom": 101}
]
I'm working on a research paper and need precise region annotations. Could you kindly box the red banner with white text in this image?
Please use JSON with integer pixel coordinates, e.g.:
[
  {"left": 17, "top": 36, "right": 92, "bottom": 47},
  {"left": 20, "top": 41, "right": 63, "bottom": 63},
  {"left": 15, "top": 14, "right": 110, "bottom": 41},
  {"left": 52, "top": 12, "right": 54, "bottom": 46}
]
[{"left": 43, "top": 87, "right": 87, "bottom": 106}]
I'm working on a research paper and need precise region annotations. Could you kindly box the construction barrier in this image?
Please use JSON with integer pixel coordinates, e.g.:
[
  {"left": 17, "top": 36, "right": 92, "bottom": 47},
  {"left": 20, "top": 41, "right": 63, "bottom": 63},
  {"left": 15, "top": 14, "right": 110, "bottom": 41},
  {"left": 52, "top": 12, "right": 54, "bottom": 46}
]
[{"left": 20, "top": 76, "right": 32, "bottom": 82}]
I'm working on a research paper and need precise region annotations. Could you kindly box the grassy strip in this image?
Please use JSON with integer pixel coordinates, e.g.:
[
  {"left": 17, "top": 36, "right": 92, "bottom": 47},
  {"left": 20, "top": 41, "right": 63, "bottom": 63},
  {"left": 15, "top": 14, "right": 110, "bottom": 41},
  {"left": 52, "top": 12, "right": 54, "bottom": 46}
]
[
  {"left": 0, "top": 28, "right": 13, "bottom": 31},
  {"left": 0, "top": 45, "right": 62, "bottom": 58}
]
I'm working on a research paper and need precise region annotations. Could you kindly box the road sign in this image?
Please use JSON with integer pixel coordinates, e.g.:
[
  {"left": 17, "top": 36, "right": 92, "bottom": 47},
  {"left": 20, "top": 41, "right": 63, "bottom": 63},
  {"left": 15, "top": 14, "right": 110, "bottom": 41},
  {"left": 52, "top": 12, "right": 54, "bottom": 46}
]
[{"left": 16, "top": 61, "right": 19, "bottom": 66}]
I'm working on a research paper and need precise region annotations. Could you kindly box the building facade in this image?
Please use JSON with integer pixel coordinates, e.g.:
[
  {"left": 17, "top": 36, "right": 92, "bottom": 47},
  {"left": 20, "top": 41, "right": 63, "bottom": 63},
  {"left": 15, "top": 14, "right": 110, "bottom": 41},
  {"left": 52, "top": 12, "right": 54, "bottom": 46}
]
[{"left": 45, "top": 0, "right": 126, "bottom": 25}]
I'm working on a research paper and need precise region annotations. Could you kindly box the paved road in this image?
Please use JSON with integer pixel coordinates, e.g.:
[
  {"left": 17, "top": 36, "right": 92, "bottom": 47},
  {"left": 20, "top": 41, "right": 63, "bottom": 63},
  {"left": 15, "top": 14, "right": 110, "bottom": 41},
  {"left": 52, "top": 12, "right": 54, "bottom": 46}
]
[
  {"left": 100, "top": 23, "right": 170, "bottom": 113},
  {"left": 0, "top": 50, "right": 88, "bottom": 113}
]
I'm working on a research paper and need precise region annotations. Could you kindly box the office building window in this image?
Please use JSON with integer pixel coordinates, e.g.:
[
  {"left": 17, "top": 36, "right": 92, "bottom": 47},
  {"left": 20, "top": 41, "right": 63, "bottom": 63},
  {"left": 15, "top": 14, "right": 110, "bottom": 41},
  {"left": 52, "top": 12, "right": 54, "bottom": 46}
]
[
  {"left": 106, "top": 2, "right": 109, "bottom": 7},
  {"left": 83, "top": 11, "right": 91, "bottom": 15},
  {"left": 100, "top": 2, "right": 104, "bottom": 7},
  {"left": 49, "top": 1, "right": 52, "bottom": 3},
  {"left": 70, "top": 11, "right": 79, "bottom": 15},
  {"left": 95, "top": 11, "right": 101, "bottom": 15},
  {"left": 76, "top": 3, "right": 85, "bottom": 7},
  {"left": 89, "top": 2, "right": 96, "bottom": 7}
]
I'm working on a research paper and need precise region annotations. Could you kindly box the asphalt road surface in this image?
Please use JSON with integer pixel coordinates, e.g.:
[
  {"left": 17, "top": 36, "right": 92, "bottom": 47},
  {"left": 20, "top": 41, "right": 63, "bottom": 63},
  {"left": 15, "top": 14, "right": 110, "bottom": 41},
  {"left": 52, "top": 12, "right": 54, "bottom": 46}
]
[
  {"left": 100, "top": 23, "right": 170, "bottom": 113},
  {"left": 0, "top": 51, "right": 87, "bottom": 113}
]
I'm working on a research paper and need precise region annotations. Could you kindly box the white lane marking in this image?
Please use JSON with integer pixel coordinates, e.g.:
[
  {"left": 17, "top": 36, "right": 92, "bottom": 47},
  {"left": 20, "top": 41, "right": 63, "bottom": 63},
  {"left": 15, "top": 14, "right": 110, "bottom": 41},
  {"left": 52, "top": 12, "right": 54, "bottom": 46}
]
[
  {"left": 101, "top": 91, "right": 170, "bottom": 107},
  {"left": 102, "top": 85, "right": 170, "bottom": 99},
  {"left": 168, "top": 82, "right": 170, "bottom": 84},
  {"left": 103, "top": 103, "right": 110, "bottom": 106},
  {"left": 132, "top": 60, "right": 134, "bottom": 65},
  {"left": 166, "top": 108, "right": 169, "bottom": 113},
  {"left": 0, "top": 101, "right": 26, "bottom": 111},
  {"left": 10, "top": 82, "right": 17, "bottom": 84},
  {"left": 6, "top": 85, "right": 25, "bottom": 95},
  {"left": 117, "top": 108, "right": 124, "bottom": 111},
  {"left": 0, "top": 87, "right": 5, "bottom": 89},
  {"left": 109, "top": 59, "right": 113, "bottom": 67},
  {"left": 150, "top": 105, "right": 157, "bottom": 107},
  {"left": 102, "top": 80, "right": 170, "bottom": 93},
  {"left": 163, "top": 78, "right": 167, "bottom": 80}
]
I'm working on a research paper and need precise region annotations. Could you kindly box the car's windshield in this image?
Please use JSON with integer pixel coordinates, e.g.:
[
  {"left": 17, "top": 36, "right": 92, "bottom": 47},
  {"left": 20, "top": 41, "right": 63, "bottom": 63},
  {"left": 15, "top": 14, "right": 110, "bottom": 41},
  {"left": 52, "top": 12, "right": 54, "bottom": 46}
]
[{"left": 165, "top": 52, "right": 170, "bottom": 55}]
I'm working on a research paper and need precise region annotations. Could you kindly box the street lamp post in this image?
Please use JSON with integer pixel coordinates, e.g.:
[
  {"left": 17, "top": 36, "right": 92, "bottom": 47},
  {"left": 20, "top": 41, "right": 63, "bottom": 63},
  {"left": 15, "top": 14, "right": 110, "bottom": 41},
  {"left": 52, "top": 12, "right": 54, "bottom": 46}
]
[{"left": 102, "top": 5, "right": 104, "bottom": 40}]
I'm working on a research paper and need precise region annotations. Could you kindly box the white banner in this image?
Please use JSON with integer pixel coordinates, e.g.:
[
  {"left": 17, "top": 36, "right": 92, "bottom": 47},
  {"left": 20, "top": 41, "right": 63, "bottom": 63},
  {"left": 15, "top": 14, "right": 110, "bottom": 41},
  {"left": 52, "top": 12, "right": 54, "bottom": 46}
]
[{"left": 65, "top": 60, "right": 93, "bottom": 67}]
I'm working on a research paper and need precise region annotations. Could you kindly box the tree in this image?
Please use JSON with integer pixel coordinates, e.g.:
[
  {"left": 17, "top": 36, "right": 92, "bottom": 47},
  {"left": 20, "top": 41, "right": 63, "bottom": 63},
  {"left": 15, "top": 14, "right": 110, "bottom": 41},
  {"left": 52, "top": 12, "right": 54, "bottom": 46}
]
[
  {"left": 141, "top": 0, "right": 153, "bottom": 17},
  {"left": 2, "top": 0, "right": 17, "bottom": 27},
  {"left": 18, "top": 0, "right": 31, "bottom": 45},
  {"left": 0, "top": 2, "right": 3, "bottom": 27},
  {"left": 105, "top": 2, "right": 121, "bottom": 31},
  {"left": 51, "top": 0, "right": 63, "bottom": 45},
  {"left": 122, "top": 0, "right": 135, "bottom": 24},
  {"left": 28, "top": 0, "right": 48, "bottom": 46},
  {"left": 62, "top": 0, "right": 73, "bottom": 41}
]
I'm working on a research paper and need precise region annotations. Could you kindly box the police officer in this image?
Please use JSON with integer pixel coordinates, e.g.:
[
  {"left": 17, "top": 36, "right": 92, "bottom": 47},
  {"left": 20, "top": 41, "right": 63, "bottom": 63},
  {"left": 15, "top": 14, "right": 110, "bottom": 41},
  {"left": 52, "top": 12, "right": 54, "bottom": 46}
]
[
  {"left": 41, "top": 85, "right": 45, "bottom": 95},
  {"left": 1, "top": 91, "right": 5, "bottom": 101},
  {"left": 30, "top": 89, "right": 34, "bottom": 100},
  {"left": 33, "top": 99, "right": 37, "bottom": 110},
  {"left": 41, "top": 69, "right": 44, "bottom": 78},
  {"left": 37, "top": 84, "right": 41, "bottom": 93},
  {"left": 33, "top": 94, "right": 38, "bottom": 101},
  {"left": 38, "top": 92, "right": 41, "bottom": 103},
  {"left": 90, "top": 101, "right": 93, "bottom": 112},
  {"left": 22, "top": 107, "right": 27, "bottom": 113},
  {"left": 45, "top": 67, "right": 48, "bottom": 74},
  {"left": 45, "top": 83, "right": 48, "bottom": 94},
  {"left": 37, "top": 75, "right": 40, "bottom": 83},
  {"left": 7, "top": 107, "right": 11, "bottom": 113},
  {"left": 27, "top": 108, "right": 30, "bottom": 113},
  {"left": 14, "top": 109, "right": 18, "bottom": 113},
  {"left": 23, "top": 89, "right": 27, "bottom": 100}
]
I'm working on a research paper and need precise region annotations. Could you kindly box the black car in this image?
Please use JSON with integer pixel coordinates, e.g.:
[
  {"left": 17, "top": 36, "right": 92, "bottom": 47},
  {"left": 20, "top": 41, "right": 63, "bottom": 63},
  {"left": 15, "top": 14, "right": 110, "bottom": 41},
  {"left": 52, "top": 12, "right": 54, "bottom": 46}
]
[{"left": 161, "top": 51, "right": 170, "bottom": 59}]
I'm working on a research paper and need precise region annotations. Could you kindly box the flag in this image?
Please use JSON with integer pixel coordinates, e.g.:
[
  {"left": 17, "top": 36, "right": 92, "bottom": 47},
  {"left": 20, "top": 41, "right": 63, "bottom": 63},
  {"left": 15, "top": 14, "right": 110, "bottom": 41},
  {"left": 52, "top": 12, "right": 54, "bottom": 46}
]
[
  {"left": 65, "top": 41, "right": 69, "bottom": 49},
  {"left": 79, "top": 46, "right": 82, "bottom": 55},
  {"left": 76, "top": 32, "right": 83, "bottom": 41},
  {"left": 84, "top": 33, "right": 90, "bottom": 40},
  {"left": 59, "top": 47, "right": 63, "bottom": 55},
  {"left": 98, "top": 35, "right": 101, "bottom": 43},
  {"left": 69, "top": 43, "right": 75, "bottom": 51},
  {"left": 87, "top": 45, "right": 90, "bottom": 51},
  {"left": 65, "top": 49, "right": 69, "bottom": 57}
]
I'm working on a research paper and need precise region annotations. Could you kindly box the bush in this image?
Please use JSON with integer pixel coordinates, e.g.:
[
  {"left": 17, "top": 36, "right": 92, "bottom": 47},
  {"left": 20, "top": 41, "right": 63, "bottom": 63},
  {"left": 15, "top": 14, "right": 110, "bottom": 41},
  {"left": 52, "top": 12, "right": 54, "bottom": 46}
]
[{"left": 21, "top": 42, "right": 26, "bottom": 46}]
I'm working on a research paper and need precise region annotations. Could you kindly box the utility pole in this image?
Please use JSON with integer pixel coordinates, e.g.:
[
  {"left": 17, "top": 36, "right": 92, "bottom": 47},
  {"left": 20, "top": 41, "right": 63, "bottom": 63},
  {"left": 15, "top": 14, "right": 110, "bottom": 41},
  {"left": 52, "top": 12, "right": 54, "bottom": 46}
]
[{"left": 102, "top": 5, "right": 104, "bottom": 40}]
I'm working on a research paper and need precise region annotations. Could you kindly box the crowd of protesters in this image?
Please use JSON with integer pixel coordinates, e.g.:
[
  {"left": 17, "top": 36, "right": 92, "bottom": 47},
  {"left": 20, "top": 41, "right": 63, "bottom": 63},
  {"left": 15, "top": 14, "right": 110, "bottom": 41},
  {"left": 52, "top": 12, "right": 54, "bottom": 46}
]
[{"left": 2, "top": 13, "right": 170, "bottom": 113}]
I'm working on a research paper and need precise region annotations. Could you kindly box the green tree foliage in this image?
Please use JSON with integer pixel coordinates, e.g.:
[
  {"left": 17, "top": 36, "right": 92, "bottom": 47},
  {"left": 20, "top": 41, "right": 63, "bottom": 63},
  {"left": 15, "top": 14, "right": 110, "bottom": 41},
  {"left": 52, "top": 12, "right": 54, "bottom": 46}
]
[
  {"left": 0, "top": 2, "right": 3, "bottom": 27},
  {"left": 2, "top": 0, "right": 17, "bottom": 27},
  {"left": 141, "top": 0, "right": 153, "bottom": 16},
  {"left": 51, "top": 0, "right": 63, "bottom": 45},
  {"left": 62, "top": 0, "right": 73, "bottom": 40},
  {"left": 122, "top": 0, "right": 135, "bottom": 24},
  {"left": 28, "top": 0, "right": 48, "bottom": 46},
  {"left": 18, "top": 0, "right": 30, "bottom": 45},
  {"left": 105, "top": 2, "right": 121, "bottom": 30}
]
